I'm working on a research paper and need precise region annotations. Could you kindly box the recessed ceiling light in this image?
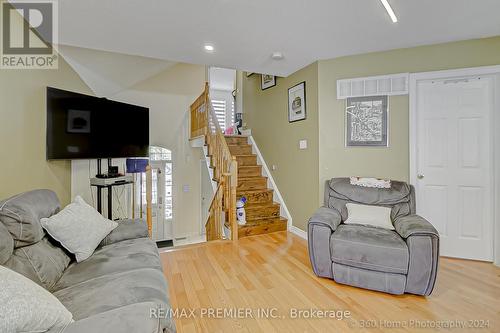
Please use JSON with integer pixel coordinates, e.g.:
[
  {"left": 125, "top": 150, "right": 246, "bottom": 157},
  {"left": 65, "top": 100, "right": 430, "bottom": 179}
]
[
  {"left": 204, "top": 44, "right": 214, "bottom": 52},
  {"left": 271, "top": 52, "right": 284, "bottom": 60},
  {"left": 379, "top": 0, "right": 398, "bottom": 23}
]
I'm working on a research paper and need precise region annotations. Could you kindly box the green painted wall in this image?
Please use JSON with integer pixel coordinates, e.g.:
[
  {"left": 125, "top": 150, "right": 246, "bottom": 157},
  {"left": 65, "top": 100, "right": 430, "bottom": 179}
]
[
  {"left": 242, "top": 63, "right": 319, "bottom": 231},
  {"left": 318, "top": 36, "right": 500, "bottom": 202},
  {"left": 0, "top": 59, "right": 92, "bottom": 205},
  {"left": 243, "top": 36, "right": 500, "bottom": 232}
]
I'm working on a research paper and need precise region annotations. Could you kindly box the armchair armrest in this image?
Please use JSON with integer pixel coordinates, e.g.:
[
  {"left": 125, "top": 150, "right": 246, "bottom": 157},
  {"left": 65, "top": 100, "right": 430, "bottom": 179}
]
[
  {"left": 99, "top": 219, "right": 149, "bottom": 247},
  {"left": 394, "top": 215, "right": 439, "bottom": 239},
  {"left": 57, "top": 302, "right": 173, "bottom": 333},
  {"left": 394, "top": 215, "right": 439, "bottom": 296},
  {"left": 308, "top": 207, "right": 342, "bottom": 232},
  {"left": 307, "top": 207, "right": 341, "bottom": 279}
]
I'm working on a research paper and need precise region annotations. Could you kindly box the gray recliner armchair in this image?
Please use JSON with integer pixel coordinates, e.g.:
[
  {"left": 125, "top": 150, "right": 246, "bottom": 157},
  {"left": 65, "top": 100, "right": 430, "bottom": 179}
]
[{"left": 308, "top": 178, "right": 439, "bottom": 295}]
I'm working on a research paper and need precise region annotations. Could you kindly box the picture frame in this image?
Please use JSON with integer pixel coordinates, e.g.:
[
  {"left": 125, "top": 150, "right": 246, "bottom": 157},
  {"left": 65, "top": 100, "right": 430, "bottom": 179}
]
[
  {"left": 288, "top": 81, "right": 306, "bottom": 123},
  {"left": 345, "top": 95, "right": 388, "bottom": 147},
  {"left": 245, "top": 72, "right": 254, "bottom": 77},
  {"left": 261, "top": 74, "right": 276, "bottom": 90}
]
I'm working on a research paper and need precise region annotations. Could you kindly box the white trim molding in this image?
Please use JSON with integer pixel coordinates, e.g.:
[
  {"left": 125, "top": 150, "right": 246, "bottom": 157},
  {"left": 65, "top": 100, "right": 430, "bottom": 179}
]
[
  {"left": 409, "top": 65, "right": 500, "bottom": 266},
  {"left": 289, "top": 225, "right": 307, "bottom": 240},
  {"left": 248, "top": 135, "right": 293, "bottom": 229},
  {"left": 337, "top": 73, "right": 409, "bottom": 99}
]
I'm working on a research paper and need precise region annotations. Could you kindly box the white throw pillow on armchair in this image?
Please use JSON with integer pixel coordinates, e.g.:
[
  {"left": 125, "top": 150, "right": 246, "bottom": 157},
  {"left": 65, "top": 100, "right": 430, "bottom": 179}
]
[
  {"left": 344, "top": 203, "right": 394, "bottom": 230},
  {"left": 41, "top": 196, "right": 118, "bottom": 262}
]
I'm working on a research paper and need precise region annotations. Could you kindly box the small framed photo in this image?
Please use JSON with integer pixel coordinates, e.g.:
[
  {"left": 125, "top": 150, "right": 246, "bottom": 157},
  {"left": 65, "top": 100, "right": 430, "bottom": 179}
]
[
  {"left": 246, "top": 72, "right": 254, "bottom": 77},
  {"left": 261, "top": 74, "right": 276, "bottom": 90},
  {"left": 288, "top": 81, "right": 306, "bottom": 123},
  {"left": 345, "top": 95, "right": 388, "bottom": 147}
]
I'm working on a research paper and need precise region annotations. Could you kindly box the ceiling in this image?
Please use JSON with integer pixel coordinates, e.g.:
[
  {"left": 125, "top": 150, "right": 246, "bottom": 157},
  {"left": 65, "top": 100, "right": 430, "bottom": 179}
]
[
  {"left": 58, "top": 0, "right": 500, "bottom": 77},
  {"left": 59, "top": 45, "right": 176, "bottom": 97},
  {"left": 209, "top": 67, "right": 236, "bottom": 91}
]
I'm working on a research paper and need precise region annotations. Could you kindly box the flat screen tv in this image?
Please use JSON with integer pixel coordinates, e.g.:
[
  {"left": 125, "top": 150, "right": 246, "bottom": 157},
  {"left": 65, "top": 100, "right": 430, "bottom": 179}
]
[{"left": 46, "top": 87, "right": 149, "bottom": 160}]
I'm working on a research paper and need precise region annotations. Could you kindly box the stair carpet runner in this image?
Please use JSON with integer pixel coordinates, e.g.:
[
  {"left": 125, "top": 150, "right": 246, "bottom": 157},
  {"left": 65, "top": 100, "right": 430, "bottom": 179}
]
[{"left": 213, "top": 136, "right": 287, "bottom": 238}]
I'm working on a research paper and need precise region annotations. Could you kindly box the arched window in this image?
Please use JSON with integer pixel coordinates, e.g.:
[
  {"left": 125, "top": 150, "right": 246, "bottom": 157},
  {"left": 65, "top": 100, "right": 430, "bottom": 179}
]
[{"left": 141, "top": 146, "right": 173, "bottom": 222}]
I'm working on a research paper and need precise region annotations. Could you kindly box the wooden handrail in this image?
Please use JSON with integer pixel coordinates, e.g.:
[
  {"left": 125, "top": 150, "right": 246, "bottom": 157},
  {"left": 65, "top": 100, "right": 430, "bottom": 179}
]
[{"left": 190, "top": 83, "right": 238, "bottom": 241}]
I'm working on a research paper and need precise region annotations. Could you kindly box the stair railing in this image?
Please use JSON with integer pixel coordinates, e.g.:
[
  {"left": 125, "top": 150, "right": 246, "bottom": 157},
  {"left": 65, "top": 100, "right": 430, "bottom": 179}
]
[{"left": 190, "top": 83, "right": 238, "bottom": 241}]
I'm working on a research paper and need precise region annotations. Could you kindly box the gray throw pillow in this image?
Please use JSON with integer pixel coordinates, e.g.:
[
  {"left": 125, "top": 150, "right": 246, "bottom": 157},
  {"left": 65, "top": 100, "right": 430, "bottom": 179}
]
[
  {"left": 0, "top": 265, "right": 73, "bottom": 333},
  {"left": 41, "top": 196, "right": 118, "bottom": 262}
]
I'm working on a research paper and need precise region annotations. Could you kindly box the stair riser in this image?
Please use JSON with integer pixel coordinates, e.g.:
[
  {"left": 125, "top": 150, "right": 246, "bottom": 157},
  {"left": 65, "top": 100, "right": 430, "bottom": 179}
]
[
  {"left": 238, "top": 166, "right": 262, "bottom": 177},
  {"left": 237, "top": 191, "right": 273, "bottom": 205},
  {"left": 236, "top": 155, "right": 257, "bottom": 166},
  {"left": 245, "top": 206, "right": 280, "bottom": 220},
  {"left": 237, "top": 178, "right": 267, "bottom": 191},
  {"left": 238, "top": 219, "right": 287, "bottom": 238},
  {"left": 226, "top": 137, "right": 248, "bottom": 145},
  {"left": 229, "top": 145, "right": 252, "bottom": 155}
]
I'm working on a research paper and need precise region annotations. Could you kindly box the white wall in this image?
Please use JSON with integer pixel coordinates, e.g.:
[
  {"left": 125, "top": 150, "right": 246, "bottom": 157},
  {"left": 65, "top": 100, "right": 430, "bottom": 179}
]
[{"left": 71, "top": 63, "right": 206, "bottom": 239}]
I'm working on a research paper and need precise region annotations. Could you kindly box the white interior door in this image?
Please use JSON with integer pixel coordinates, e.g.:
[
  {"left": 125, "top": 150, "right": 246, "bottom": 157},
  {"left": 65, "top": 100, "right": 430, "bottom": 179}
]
[{"left": 415, "top": 76, "right": 494, "bottom": 261}]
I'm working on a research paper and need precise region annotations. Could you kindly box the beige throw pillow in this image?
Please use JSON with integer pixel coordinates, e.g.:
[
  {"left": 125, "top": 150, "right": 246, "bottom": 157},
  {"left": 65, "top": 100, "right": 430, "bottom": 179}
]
[{"left": 344, "top": 203, "right": 394, "bottom": 230}]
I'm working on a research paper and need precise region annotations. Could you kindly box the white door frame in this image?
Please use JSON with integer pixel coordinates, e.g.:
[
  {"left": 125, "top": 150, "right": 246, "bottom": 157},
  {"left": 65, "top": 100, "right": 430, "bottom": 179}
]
[{"left": 409, "top": 65, "right": 500, "bottom": 265}]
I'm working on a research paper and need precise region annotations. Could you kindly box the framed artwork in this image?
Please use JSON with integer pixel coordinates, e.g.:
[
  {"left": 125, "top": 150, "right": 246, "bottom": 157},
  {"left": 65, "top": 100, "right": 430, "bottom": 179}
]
[
  {"left": 261, "top": 74, "right": 276, "bottom": 90},
  {"left": 288, "top": 81, "right": 306, "bottom": 123},
  {"left": 345, "top": 95, "right": 388, "bottom": 147},
  {"left": 245, "top": 72, "right": 254, "bottom": 77}
]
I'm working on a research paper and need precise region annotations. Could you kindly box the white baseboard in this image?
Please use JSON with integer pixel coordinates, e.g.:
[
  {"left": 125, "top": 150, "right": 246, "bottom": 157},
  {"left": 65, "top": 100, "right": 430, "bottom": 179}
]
[
  {"left": 289, "top": 225, "right": 307, "bottom": 240},
  {"left": 248, "top": 135, "right": 293, "bottom": 228}
]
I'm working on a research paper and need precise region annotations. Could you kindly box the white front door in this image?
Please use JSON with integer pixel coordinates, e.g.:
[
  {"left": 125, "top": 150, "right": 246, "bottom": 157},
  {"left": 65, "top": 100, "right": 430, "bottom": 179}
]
[{"left": 415, "top": 76, "right": 494, "bottom": 261}]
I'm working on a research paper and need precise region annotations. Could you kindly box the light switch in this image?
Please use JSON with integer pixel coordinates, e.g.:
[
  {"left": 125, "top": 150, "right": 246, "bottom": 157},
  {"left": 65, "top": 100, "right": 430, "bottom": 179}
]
[
  {"left": 271, "top": 165, "right": 277, "bottom": 171},
  {"left": 183, "top": 185, "right": 190, "bottom": 192},
  {"left": 299, "top": 139, "right": 308, "bottom": 150}
]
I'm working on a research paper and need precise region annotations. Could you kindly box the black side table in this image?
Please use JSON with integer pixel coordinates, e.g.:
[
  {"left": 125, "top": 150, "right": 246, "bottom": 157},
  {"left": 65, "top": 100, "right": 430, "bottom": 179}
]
[{"left": 91, "top": 181, "right": 133, "bottom": 220}]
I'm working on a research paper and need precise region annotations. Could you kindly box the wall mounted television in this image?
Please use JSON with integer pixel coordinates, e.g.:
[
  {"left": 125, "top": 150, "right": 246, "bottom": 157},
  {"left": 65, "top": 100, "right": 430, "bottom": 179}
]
[{"left": 46, "top": 87, "right": 149, "bottom": 160}]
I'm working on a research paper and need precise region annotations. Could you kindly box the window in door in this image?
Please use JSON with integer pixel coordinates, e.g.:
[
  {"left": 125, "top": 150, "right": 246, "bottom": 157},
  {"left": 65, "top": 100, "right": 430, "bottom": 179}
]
[{"left": 140, "top": 146, "right": 173, "bottom": 221}]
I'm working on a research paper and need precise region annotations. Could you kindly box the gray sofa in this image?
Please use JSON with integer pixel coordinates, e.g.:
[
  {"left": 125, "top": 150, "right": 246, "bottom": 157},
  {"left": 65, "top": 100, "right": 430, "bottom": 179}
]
[
  {"left": 308, "top": 178, "right": 439, "bottom": 295},
  {"left": 0, "top": 189, "right": 175, "bottom": 332}
]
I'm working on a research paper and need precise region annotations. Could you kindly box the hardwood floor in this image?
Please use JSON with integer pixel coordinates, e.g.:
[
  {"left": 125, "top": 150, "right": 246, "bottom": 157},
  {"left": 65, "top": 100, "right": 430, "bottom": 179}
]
[{"left": 161, "top": 232, "right": 500, "bottom": 333}]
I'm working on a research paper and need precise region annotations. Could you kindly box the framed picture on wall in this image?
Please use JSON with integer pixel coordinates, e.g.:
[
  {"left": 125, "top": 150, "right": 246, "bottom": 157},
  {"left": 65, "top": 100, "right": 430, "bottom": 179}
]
[
  {"left": 261, "top": 74, "right": 276, "bottom": 90},
  {"left": 345, "top": 95, "right": 388, "bottom": 147},
  {"left": 246, "top": 72, "right": 254, "bottom": 77},
  {"left": 288, "top": 81, "right": 306, "bottom": 123}
]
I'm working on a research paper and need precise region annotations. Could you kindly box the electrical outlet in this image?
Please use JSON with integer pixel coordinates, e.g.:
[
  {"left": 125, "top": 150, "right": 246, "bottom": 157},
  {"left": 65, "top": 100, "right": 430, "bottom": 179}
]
[
  {"left": 299, "top": 139, "right": 308, "bottom": 149},
  {"left": 271, "top": 165, "right": 277, "bottom": 171}
]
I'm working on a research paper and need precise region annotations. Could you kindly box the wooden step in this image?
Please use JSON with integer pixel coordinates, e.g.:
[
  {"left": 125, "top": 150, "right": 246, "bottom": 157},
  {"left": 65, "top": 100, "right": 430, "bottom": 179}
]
[
  {"left": 235, "top": 154, "right": 257, "bottom": 166},
  {"left": 225, "top": 136, "right": 248, "bottom": 145},
  {"left": 245, "top": 203, "right": 280, "bottom": 220},
  {"left": 228, "top": 144, "right": 253, "bottom": 155},
  {"left": 238, "top": 218, "right": 288, "bottom": 238},
  {"left": 238, "top": 165, "right": 262, "bottom": 177},
  {"left": 237, "top": 176, "right": 267, "bottom": 191},
  {"left": 237, "top": 189, "right": 273, "bottom": 205}
]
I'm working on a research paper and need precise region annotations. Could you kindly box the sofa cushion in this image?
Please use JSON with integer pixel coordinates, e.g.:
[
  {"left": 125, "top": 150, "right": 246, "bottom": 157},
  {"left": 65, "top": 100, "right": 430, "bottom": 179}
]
[
  {"left": 324, "top": 178, "right": 414, "bottom": 222},
  {"left": 3, "top": 237, "right": 71, "bottom": 290},
  {"left": 331, "top": 224, "right": 409, "bottom": 274},
  {"left": 53, "top": 238, "right": 162, "bottom": 291},
  {"left": 53, "top": 267, "right": 169, "bottom": 321},
  {"left": 0, "top": 190, "right": 60, "bottom": 247},
  {"left": 0, "top": 222, "right": 13, "bottom": 264}
]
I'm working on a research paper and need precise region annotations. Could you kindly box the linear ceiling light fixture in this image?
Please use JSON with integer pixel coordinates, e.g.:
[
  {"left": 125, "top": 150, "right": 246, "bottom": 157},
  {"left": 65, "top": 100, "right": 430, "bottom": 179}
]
[{"left": 379, "top": 0, "right": 398, "bottom": 23}]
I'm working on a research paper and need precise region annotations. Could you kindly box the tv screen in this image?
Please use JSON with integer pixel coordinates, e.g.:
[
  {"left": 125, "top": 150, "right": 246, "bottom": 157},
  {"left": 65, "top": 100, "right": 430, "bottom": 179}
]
[{"left": 46, "top": 87, "right": 149, "bottom": 160}]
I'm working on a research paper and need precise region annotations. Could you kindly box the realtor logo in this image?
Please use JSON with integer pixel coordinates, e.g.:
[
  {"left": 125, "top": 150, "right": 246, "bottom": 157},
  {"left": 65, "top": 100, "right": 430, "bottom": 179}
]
[{"left": 1, "top": 0, "right": 58, "bottom": 69}]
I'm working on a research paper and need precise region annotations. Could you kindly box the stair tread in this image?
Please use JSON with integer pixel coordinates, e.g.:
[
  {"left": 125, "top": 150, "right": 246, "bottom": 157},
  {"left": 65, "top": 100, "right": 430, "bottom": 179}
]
[
  {"left": 234, "top": 154, "right": 256, "bottom": 157},
  {"left": 237, "top": 188, "right": 273, "bottom": 194},
  {"left": 238, "top": 165, "right": 261, "bottom": 168},
  {"left": 239, "top": 217, "right": 287, "bottom": 227},
  {"left": 225, "top": 135, "right": 249, "bottom": 138},
  {"left": 245, "top": 202, "right": 280, "bottom": 209},
  {"left": 239, "top": 176, "right": 267, "bottom": 180}
]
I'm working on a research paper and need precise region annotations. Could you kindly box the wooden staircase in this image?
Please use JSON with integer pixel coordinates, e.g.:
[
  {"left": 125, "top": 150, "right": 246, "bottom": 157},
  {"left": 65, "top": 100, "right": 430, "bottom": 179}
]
[{"left": 225, "top": 135, "right": 287, "bottom": 238}]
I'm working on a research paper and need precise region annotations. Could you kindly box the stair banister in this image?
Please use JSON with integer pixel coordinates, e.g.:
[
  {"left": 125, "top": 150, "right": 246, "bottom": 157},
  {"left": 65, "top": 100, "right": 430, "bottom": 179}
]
[{"left": 189, "top": 83, "right": 238, "bottom": 240}]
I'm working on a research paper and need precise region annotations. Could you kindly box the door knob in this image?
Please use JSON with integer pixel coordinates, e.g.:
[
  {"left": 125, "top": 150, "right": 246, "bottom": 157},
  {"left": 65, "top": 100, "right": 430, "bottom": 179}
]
[{"left": 417, "top": 174, "right": 425, "bottom": 179}]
